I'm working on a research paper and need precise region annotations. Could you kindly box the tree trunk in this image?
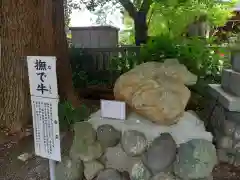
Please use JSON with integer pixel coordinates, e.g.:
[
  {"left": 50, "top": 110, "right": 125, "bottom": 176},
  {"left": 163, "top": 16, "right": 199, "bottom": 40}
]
[
  {"left": 134, "top": 11, "right": 148, "bottom": 46},
  {"left": 1, "top": 0, "right": 80, "bottom": 134},
  {"left": 118, "top": 0, "right": 150, "bottom": 46},
  {"left": 52, "top": 0, "right": 80, "bottom": 107},
  {"left": 1, "top": 0, "right": 40, "bottom": 133},
  {"left": 187, "top": 15, "right": 210, "bottom": 38}
]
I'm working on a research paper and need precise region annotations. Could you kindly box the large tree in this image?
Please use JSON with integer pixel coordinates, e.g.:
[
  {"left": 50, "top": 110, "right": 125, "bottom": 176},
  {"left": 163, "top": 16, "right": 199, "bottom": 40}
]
[
  {"left": 1, "top": 0, "right": 80, "bottom": 134},
  {"left": 82, "top": 0, "right": 153, "bottom": 45},
  {"left": 79, "top": 0, "right": 236, "bottom": 45}
]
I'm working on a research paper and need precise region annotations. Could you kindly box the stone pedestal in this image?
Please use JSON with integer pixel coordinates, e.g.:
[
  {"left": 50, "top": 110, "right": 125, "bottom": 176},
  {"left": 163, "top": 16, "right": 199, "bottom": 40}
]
[
  {"left": 208, "top": 51, "right": 240, "bottom": 165},
  {"left": 88, "top": 110, "right": 213, "bottom": 145}
]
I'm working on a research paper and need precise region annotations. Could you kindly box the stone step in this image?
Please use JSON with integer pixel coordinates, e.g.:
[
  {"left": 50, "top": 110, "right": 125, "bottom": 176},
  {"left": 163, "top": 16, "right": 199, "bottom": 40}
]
[
  {"left": 231, "top": 50, "right": 240, "bottom": 73},
  {"left": 221, "top": 69, "right": 240, "bottom": 97},
  {"left": 208, "top": 84, "right": 240, "bottom": 112}
]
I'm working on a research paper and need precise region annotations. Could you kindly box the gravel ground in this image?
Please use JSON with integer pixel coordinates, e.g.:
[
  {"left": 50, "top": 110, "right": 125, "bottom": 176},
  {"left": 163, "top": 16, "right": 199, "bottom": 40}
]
[{"left": 213, "top": 163, "right": 240, "bottom": 180}]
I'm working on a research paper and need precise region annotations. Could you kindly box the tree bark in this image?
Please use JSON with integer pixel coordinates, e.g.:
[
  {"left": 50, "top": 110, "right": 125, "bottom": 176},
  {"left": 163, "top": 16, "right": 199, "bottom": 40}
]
[
  {"left": 119, "top": 0, "right": 151, "bottom": 45},
  {"left": 134, "top": 11, "right": 148, "bottom": 45},
  {"left": 52, "top": 0, "right": 80, "bottom": 107},
  {"left": 1, "top": 0, "right": 40, "bottom": 133},
  {"left": 1, "top": 0, "right": 80, "bottom": 134}
]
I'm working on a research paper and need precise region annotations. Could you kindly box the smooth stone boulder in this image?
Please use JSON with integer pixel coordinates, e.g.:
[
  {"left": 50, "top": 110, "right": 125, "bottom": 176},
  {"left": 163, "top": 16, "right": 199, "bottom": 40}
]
[
  {"left": 97, "top": 124, "right": 121, "bottom": 148},
  {"left": 121, "top": 130, "right": 147, "bottom": 156},
  {"left": 142, "top": 133, "right": 177, "bottom": 174},
  {"left": 131, "top": 161, "right": 151, "bottom": 180},
  {"left": 150, "top": 172, "right": 177, "bottom": 180},
  {"left": 84, "top": 160, "right": 104, "bottom": 180},
  {"left": 55, "top": 156, "right": 83, "bottom": 180},
  {"left": 70, "top": 140, "right": 103, "bottom": 162},
  {"left": 74, "top": 122, "right": 96, "bottom": 144},
  {"left": 113, "top": 59, "right": 196, "bottom": 126},
  {"left": 96, "top": 168, "right": 122, "bottom": 180},
  {"left": 174, "top": 139, "right": 217, "bottom": 179},
  {"left": 104, "top": 145, "right": 140, "bottom": 172}
]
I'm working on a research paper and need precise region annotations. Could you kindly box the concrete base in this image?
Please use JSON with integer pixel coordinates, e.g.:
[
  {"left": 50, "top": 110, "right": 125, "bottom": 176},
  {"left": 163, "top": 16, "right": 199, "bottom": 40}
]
[
  {"left": 231, "top": 51, "right": 240, "bottom": 73},
  {"left": 88, "top": 110, "right": 213, "bottom": 146},
  {"left": 208, "top": 84, "right": 240, "bottom": 112},
  {"left": 221, "top": 69, "right": 240, "bottom": 97}
]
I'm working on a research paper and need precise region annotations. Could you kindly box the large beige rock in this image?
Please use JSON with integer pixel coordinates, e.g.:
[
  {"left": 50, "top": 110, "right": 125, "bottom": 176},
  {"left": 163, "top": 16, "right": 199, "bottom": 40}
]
[{"left": 114, "top": 59, "right": 197, "bottom": 125}]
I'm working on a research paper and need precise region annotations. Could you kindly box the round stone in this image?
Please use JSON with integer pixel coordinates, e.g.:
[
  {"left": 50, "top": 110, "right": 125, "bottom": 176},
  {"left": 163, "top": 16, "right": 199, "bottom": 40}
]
[
  {"left": 104, "top": 144, "right": 140, "bottom": 172},
  {"left": 97, "top": 168, "right": 122, "bottom": 180},
  {"left": 150, "top": 172, "right": 176, "bottom": 180},
  {"left": 97, "top": 124, "right": 121, "bottom": 148},
  {"left": 174, "top": 139, "right": 217, "bottom": 179},
  {"left": 142, "top": 133, "right": 177, "bottom": 174},
  {"left": 84, "top": 160, "right": 104, "bottom": 180},
  {"left": 55, "top": 156, "right": 84, "bottom": 180},
  {"left": 131, "top": 161, "right": 151, "bottom": 180},
  {"left": 121, "top": 130, "right": 147, "bottom": 156},
  {"left": 70, "top": 140, "right": 103, "bottom": 162},
  {"left": 74, "top": 122, "right": 96, "bottom": 144}
]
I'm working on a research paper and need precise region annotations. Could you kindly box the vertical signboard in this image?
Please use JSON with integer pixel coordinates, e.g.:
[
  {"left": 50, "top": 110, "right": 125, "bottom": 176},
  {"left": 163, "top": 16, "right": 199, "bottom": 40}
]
[{"left": 26, "top": 56, "right": 61, "bottom": 162}]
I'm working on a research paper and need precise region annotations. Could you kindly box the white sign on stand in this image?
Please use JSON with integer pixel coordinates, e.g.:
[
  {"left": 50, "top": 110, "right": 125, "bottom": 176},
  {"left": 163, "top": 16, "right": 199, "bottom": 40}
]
[
  {"left": 30, "top": 96, "right": 61, "bottom": 161},
  {"left": 100, "top": 100, "right": 126, "bottom": 120},
  {"left": 26, "top": 56, "right": 60, "bottom": 180}
]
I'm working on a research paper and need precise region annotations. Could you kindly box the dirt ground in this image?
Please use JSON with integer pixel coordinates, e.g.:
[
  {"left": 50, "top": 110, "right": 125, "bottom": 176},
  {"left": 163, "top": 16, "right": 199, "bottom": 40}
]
[{"left": 0, "top": 131, "right": 73, "bottom": 180}]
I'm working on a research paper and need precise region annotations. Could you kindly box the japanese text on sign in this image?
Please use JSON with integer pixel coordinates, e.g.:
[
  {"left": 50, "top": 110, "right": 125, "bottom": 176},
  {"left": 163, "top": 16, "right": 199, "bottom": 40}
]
[
  {"left": 31, "top": 96, "right": 61, "bottom": 161},
  {"left": 26, "top": 56, "right": 61, "bottom": 162},
  {"left": 27, "top": 56, "right": 58, "bottom": 98}
]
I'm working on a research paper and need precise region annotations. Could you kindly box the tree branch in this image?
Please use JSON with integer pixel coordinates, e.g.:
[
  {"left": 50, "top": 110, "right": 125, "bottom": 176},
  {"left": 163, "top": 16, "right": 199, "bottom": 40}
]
[
  {"left": 118, "top": 0, "right": 137, "bottom": 18},
  {"left": 147, "top": 4, "right": 154, "bottom": 26}
]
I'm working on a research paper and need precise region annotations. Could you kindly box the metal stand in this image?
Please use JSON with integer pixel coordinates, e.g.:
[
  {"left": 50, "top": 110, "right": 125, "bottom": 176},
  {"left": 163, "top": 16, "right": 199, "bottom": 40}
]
[{"left": 49, "top": 159, "right": 56, "bottom": 180}]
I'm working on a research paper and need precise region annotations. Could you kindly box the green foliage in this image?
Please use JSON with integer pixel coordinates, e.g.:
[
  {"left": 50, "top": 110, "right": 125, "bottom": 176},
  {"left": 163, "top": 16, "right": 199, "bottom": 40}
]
[
  {"left": 110, "top": 56, "right": 139, "bottom": 73},
  {"left": 140, "top": 35, "right": 230, "bottom": 80},
  {"left": 119, "top": 30, "right": 135, "bottom": 45},
  {"left": 58, "top": 101, "right": 90, "bottom": 130},
  {"left": 148, "top": 0, "right": 236, "bottom": 37}
]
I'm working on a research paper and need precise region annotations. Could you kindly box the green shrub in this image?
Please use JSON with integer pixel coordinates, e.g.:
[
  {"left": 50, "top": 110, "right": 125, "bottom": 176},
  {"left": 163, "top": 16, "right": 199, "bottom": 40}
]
[
  {"left": 140, "top": 35, "right": 230, "bottom": 82},
  {"left": 58, "top": 101, "right": 90, "bottom": 130}
]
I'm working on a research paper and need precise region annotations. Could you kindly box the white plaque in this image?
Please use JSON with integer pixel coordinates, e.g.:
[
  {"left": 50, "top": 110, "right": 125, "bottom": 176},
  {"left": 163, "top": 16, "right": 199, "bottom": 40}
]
[
  {"left": 100, "top": 100, "right": 126, "bottom": 120},
  {"left": 30, "top": 96, "right": 61, "bottom": 161},
  {"left": 27, "top": 56, "right": 58, "bottom": 98}
]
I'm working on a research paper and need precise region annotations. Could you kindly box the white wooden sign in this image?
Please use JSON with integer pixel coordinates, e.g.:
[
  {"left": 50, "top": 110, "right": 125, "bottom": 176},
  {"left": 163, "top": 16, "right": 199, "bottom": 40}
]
[
  {"left": 100, "top": 100, "right": 126, "bottom": 120},
  {"left": 27, "top": 56, "right": 58, "bottom": 98},
  {"left": 26, "top": 56, "right": 61, "bottom": 162},
  {"left": 30, "top": 96, "right": 61, "bottom": 161}
]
